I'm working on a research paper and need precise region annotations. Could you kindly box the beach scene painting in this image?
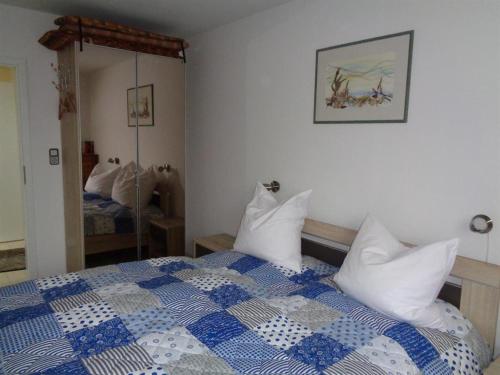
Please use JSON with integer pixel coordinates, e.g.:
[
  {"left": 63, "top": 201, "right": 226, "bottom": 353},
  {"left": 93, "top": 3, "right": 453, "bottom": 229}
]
[
  {"left": 314, "top": 31, "right": 413, "bottom": 123},
  {"left": 325, "top": 52, "right": 395, "bottom": 109}
]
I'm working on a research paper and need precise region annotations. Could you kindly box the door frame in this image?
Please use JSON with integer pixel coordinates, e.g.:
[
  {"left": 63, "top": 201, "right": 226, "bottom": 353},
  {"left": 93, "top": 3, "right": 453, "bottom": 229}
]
[{"left": 0, "top": 56, "right": 38, "bottom": 278}]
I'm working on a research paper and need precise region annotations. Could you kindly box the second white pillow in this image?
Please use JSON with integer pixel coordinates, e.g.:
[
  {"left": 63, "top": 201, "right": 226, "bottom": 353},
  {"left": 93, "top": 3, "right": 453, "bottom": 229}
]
[
  {"left": 334, "top": 214, "right": 459, "bottom": 330},
  {"left": 233, "top": 183, "right": 312, "bottom": 272}
]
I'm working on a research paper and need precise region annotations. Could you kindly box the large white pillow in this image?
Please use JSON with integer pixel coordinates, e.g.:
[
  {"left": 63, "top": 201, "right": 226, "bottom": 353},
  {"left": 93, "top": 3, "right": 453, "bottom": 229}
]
[
  {"left": 84, "top": 163, "right": 121, "bottom": 198},
  {"left": 111, "top": 162, "right": 157, "bottom": 210},
  {"left": 334, "top": 215, "right": 459, "bottom": 330},
  {"left": 233, "top": 183, "right": 312, "bottom": 272}
]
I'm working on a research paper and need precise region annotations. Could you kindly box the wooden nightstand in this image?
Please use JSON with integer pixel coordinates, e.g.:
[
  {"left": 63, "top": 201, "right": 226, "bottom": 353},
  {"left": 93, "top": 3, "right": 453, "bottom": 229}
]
[
  {"left": 148, "top": 217, "right": 185, "bottom": 258},
  {"left": 486, "top": 357, "right": 500, "bottom": 374},
  {"left": 193, "top": 233, "right": 235, "bottom": 258}
]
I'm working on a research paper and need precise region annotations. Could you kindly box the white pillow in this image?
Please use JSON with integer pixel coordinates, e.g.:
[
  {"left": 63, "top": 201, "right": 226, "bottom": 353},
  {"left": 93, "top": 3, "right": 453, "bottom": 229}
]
[
  {"left": 111, "top": 162, "right": 157, "bottom": 210},
  {"left": 233, "top": 183, "right": 312, "bottom": 272},
  {"left": 334, "top": 214, "right": 459, "bottom": 330},
  {"left": 84, "top": 163, "right": 121, "bottom": 198}
]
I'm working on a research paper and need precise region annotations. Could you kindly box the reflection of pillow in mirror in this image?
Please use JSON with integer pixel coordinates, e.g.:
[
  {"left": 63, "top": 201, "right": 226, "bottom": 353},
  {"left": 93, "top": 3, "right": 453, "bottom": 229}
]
[
  {"left": 84, "top": 163, "right": 121, "bottom": 198},
  {"left": 111, "top": 162, "right": 156, "bottom": 210}
]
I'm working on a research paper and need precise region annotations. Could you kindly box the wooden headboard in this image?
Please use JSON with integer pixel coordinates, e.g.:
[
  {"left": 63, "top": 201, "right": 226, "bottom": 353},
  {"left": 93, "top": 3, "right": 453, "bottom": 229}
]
[{"left": 302, "top": 218, "right": 500, "bottom": 355}]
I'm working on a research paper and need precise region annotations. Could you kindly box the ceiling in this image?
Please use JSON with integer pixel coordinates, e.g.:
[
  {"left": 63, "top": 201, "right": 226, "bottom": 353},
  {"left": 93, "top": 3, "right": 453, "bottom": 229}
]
[{"left": 0, "top": 0, "right": 292, "bottom": 37}]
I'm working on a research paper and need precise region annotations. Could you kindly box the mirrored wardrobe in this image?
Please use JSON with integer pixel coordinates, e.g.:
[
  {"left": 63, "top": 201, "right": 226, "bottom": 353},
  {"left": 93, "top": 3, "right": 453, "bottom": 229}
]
[{"left": 61, "top": 42, "right": 186, "bottom": 270}]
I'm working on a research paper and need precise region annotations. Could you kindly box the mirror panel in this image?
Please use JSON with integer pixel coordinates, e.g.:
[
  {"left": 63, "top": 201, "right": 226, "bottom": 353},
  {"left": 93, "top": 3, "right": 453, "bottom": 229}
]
[
  {"left": 78, "top": 44, "right": 140, "bottom": 267},
  {"left": 136, "top": 52, "right": 186, "bottom": 259}
]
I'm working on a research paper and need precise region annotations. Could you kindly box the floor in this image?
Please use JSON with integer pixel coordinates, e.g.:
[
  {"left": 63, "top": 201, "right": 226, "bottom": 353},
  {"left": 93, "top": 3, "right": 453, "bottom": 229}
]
[
  {"left": 0, "top": 240, "right": 28, "bottom": 287},
  {"left": 0, "top": 269, "right": 28, "bottom": 287},
  {"left": 0, "top": 239, "right": 24, "bottom": 251}
]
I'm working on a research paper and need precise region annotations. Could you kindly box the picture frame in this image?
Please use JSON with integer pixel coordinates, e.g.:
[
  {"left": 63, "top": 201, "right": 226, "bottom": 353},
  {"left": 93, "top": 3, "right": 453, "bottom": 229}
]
[
  {"left": 127, "top": 84, "right": 154, "bottom": 126},
  {"left": 314, "top": 31, "right": 413, "bottom": 124}
]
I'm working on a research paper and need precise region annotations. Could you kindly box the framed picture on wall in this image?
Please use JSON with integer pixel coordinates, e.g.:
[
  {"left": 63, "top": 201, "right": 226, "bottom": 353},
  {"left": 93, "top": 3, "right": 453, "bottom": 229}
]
[
  {"left": 314, "top": 31, "right": 413, "bottom": 124},
  {"left": 127, "top": 84, "right": 154, "bottom": 126}
]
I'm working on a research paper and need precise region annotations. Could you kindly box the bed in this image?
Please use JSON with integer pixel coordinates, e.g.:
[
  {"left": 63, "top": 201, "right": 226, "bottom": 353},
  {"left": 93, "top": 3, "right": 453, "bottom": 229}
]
[
  {"left": 83, "top": 188, "right": 169, "bottom": 255},
  {"left": 0, "top": 218, "right": 497, "bottom": 374}
]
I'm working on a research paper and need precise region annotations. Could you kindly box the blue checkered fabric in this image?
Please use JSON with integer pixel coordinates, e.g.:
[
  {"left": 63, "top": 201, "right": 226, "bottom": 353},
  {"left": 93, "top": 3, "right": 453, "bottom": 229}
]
[{"left": 0, "top": 252, "right": 488, "bottom": 374}]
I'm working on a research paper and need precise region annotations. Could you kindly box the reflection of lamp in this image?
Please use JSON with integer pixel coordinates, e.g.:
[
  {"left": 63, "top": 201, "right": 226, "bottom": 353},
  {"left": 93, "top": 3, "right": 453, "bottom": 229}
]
[{"left": 158, "top": 163, "right": 171, "bottom": 173}]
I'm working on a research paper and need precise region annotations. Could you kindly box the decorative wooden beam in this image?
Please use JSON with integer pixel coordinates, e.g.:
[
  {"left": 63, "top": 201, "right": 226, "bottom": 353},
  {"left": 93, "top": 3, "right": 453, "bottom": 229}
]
[{"left": 39, "top": 16, "right": 188, "bottom": 59}]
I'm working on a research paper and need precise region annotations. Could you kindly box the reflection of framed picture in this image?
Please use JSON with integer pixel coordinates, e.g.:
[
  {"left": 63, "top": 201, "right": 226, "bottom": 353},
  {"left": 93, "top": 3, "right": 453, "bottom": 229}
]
[
  {"left": 127, "top": 84, "right": 154, "bottom": 126},
  {"left": 314, "top": 31, "right": 413, "bottom": 124}
]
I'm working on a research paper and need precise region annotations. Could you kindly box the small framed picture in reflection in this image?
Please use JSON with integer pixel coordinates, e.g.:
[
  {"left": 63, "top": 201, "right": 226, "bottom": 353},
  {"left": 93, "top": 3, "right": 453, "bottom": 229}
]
[{"left": 127, "top": 84, "right": 154, "bottom": 126}]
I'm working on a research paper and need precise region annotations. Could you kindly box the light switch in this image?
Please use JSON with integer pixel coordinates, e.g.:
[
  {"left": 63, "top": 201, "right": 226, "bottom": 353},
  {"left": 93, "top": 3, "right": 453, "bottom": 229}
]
[{"left": 49, "top": 148, "right": 59, "bottom": 165}]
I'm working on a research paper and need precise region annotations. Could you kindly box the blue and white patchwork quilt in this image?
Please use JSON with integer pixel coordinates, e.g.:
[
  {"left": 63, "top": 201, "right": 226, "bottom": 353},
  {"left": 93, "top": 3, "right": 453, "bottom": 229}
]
[
  {"left": 83, "top": 192, "right": 163, "bottom": 236},
  {"left": 0, "top": 251, "right": 490, "bottom": 375}
]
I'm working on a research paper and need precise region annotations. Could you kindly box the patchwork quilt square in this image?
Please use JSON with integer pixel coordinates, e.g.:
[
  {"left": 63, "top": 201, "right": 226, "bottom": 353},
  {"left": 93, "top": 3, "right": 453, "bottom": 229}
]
[
  {"left": 187, "top": 311, "right": 247, "bottom": 349},
  {"left": 66, "top": 317, "right": 134, "bottom": 358},
  {"left": 83, "top": 272, "right": 131, "bottom": 289},
  {"left": 55, "top": 301, "right": 117, "bottom": 333},
  {"left": 106, "top": 290, "right": 162, "bottom": 315},
  {"left": 323, "top": 351, "right": 386, "bottom": 375},
  {"left": 291, "top": 281, "right": 335, "bottom": 299},
  {"left": 94, "top": 282, "right": 142, "bottom": 300},
  {"left": 42, "top": 280, "right": 92, "bottom": 303},
  {"left": 117, "top": 260, "right": 155, "bottom": 273},
  {"left": 318, "top": 315, "right": 378, "bottom": 348},
  {"left": 83, "top": 343, "right": 153, "bottom": 375},
  {"left": 137, "top": 326, "right": 208, "bottom": 365},
  {"left": 207, "top": 284, "right": 252, "bottom": 309},
  {"left": 186, "top": 274, "right": 233, "bottom": 292},
  {"left": 0, "top": 313, "right": 63, "bottom": 354},
  {"left": 286, "top": 333, "right": 353, "bottom": 371},
  {"left": 0, "top": 280, "right": 37, "bottom": 297},
  {"left": 384, "top": 322, "right": 439, "bottom": 369},
  {"left": 289, "top": 269, "right": 322, "bottom": 285},
  {"left": 349, "top": 305, "right": 399, "bottom": 333},
  {"left": 164, "top": 353, "right": 234, "bottom": 374},
  {"left": 31, "top": 359, "right": 89, "bottom": 375},
  {"left": 147, "top": 256, "right": 188, "bottom": 267},
  {"left": 0, "top": 292, "right": 44, "bottom": 313},
  {"left": 36, "top": 273, "right": 80, "bottom": 291},
  {"left": 137, "top": 274, "right": 181, "bottom": 290},
  {"left": 227, "top": 298, "right": 281, "bottom": 328},
  {"left": 228, "top": 255, "right": 266, "bottom": 274},
  {"left": 200, "top": 251, "right": 244, "bottom": 268},
  {"left": 212, "top": 330, "right": 280, "bottom": 373},
  {"left": 356, "top": 335, "right": 420, "bottom": 374},
  {"left": 0, "top": 302, "right": 53, "bottom": 329},
  {"left": 253, "top": 314, "right": 313, "bottom": 350},
  {"left": 2, "top": 337, "right": 74, "bottom": 374},
  {"left": 122, "top": 307, "right": 177, "bottom": 339},
  {"left": 244, "top": 263, "right": 290, "bottom": 286},
  {"left": 287, "top": 300, "right": 343, "bottom": 330},
  {"left": 248, "top": 351, "right": 318, "bottom": 374},
  {"left": 158, "top": 261, "right": 195, "bottom": 274},
  {"left": 316, "top": 291, "right": 363, "bottom": 314},
  {"left": 50, "top": 291, "right": 102, "bottom": 313}
]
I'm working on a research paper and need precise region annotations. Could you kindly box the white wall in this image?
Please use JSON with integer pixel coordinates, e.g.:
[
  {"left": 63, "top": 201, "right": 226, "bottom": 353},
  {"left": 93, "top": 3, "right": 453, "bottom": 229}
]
[
  {"left": 81, "top": 53, "right": 186, "bottom": 216},
  {"left": 187, "top": 0, "right": 500, "bottom": 262},
  {"left": 0, "top": 4, "right": 66, "bottom": 277},
  {"left": 186, "top": 0, "right": 500, "bottom": 352},
  {"left": 0, "top": 68, "right": 24, "bottom": 242}
]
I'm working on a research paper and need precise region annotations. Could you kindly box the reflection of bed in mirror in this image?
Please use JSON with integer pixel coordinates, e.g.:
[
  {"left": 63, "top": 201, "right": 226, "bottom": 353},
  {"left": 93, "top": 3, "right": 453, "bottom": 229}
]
[{"left": 83, "top": 186, "right": 170, "bottom": 255}]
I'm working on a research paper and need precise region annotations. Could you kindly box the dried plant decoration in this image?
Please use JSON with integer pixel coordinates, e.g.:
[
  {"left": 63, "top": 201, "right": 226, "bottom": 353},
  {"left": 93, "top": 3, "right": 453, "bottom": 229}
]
[{"left": 51, "top": 62, "right": 76, "bottom": 119}]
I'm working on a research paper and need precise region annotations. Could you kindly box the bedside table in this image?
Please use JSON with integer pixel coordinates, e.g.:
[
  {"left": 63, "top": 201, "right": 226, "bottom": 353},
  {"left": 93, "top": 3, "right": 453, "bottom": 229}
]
[
  {"left": 486, "top": 357, "right": 500, "bottom": 374},
  {"left": 193, "top": 233, "right": 235, "bottom": 258},
  {"left": 148, "top": 217, "right": 185, "bottom": 258}
]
